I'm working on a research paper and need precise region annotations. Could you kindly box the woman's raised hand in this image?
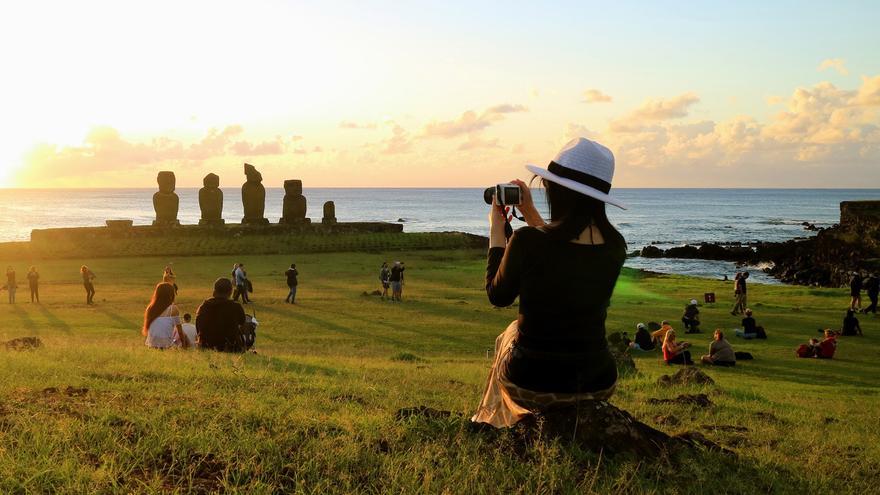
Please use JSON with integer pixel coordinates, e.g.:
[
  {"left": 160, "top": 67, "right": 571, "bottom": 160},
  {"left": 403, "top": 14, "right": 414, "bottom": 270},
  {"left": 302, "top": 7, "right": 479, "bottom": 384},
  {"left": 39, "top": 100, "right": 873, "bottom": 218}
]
[{"left": 510, "top": 179, "right": 546, "bottom": 227}]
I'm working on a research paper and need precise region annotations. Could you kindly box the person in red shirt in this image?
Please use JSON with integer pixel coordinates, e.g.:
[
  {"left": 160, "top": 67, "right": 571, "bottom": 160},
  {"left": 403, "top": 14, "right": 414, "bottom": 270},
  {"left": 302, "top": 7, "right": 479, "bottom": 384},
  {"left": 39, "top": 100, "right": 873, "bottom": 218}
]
[{"left": 817, "top": 329, "right": 838, "bottom": 359}]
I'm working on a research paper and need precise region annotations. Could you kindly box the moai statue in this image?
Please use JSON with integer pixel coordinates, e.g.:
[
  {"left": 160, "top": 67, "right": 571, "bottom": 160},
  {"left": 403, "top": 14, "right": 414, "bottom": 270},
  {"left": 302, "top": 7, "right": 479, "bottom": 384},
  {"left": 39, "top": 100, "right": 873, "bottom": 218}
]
[
  {"left": 279, "top": 179, "right": 308, "bottom": 224},
  {"left": 152, "top": 171, "right": 180, "bottom": 226},
  {"left": 241, "top": 163, "right": 269, "bottom": 225},
  {"left": 322, "top": 200, "right": 337, "bottom": 225},
  {"left": 198, "top": 173, "right": 224, "bottom": 225}
]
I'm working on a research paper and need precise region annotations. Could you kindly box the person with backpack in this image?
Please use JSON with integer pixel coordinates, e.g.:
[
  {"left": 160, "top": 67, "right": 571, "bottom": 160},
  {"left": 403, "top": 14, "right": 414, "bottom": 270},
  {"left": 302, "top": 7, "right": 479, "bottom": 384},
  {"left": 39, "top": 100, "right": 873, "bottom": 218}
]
[
  {"left": 196, "top": 278, "right": 247, "bottom": 352},
  {"left": 735, "top": 309, "right": 766, "bottom": 339},
  {"left": 284, "top": 263, "right": 299, "bottom": 304},
  {"left": 862, "top": 274, "right": 878, "bottom": 315}
]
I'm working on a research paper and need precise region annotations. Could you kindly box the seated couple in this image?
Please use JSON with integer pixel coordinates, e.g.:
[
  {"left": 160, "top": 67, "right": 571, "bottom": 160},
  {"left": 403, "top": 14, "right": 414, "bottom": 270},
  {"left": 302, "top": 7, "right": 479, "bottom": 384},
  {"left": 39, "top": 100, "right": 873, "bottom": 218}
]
[
  {"left": 144, "top": 278, "right": 250, "bottom": 352},
  {"left": 735, "top": 309, "right": 767, "bottom": 339},
  {"left": 796, "top": 330, "right": 837, "bottom": 359}
]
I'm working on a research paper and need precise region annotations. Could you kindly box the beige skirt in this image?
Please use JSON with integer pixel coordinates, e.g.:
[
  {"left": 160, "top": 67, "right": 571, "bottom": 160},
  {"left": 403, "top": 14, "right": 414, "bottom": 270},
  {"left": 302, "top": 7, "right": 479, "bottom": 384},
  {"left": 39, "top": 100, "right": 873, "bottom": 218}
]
[{"left": 471, "top": 321, "right": 616, "bottom": 428}]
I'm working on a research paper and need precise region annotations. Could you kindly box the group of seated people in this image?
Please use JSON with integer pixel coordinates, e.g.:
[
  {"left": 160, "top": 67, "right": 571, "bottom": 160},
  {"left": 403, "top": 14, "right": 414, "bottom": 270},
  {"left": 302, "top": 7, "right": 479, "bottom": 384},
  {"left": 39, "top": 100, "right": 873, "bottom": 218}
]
[
  {"left": 621, "top": 321, "right": 739, "bottom": 367},
  {"left": 795, "top": 309, "right": 864, "bottom": 359},
  {"left": 143, "top": 278, "right": 253, "bottom": 352}
]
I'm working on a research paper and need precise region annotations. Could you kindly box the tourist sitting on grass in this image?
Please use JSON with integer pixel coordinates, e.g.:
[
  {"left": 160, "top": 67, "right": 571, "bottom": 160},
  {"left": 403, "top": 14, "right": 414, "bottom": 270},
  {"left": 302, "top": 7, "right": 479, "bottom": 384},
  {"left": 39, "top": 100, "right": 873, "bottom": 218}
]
[
  {"left": 471, "top": 137, "right": 626, "bottom": 428},
  {"left": 651, "top": 320, "right": 674, "bottom": 345},
  {"left": 143, "top": 282, "right": 189, "bottom": 349},
  {"left": 682, "top": 299, "right": 700, "bottom": 333},
  {"left": 631, "top": 323, "right": 655, "bottom": 351},
  {"left": 663, "top": 330, "right": 693, "bottom": 365},
  {"left": 817, "top": 329, "right": 838, "bottom": 359},
  {"left": 180, "top": 313, "right": 197, "bottom": 346},
  {"left": 796, "top": 338, "right": 821, "bottom": 358},
  {"left": 196, "top": 278, "right": 247, "bottom": 352},
  {"left": 841, "top": 309, "right": 862, "bottom": 336},
  {"left": 701, "top": 330, "right": 736, "bottom": 366},
  {"left": 735, "top": 309, "right": 766, "bottom": 339}
]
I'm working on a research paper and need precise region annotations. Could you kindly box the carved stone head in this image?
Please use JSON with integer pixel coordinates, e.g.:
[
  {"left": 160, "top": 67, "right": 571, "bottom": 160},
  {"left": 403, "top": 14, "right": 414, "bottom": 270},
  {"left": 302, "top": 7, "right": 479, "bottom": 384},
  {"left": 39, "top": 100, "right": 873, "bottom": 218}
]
[
  {"left": 244, "top": 163, "right": 262, "bottom": 183},
  {"left": 157, "top": 171, "right": 176, "bottom": 193},
  {"left": 284, "top": 179, "right": 303, "bottom": 196},
  {"left": 203, "top": 173, "right": 220, "bottom": 188}
]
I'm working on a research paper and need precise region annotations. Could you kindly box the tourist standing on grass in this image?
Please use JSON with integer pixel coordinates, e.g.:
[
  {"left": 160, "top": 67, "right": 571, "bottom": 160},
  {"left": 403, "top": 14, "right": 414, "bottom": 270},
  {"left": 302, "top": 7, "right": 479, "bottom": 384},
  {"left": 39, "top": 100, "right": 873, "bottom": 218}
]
[
  {"left": 143, "top": 282, "right": 189, "bottom": 349},
  {"left": 379, "top": 262, "right": 390, "bottom": 300},
  {"left": 700, "top": 330, "right": 736, "bottom": 366},
  {"left": 285, "top": 263, "right": 298, "bottom": 304},
  {"left": 27, "top": 266, "right": 39, "bottom": 303},
  {"left": 841, "top": 309, "right": 862, "bottom": 336},
  {"left": 232, "top": 263, "right": 250, "bottom": 304},
  {"left": 849, "top": 272, "right": 862, "bottom": 311},
  {"left": 663, "top": 329, "right": 693, "bottom": 365},
  {"left": 389, "top": 261, "right": 405, "bottom": 302},
  {"left": 731, "top": 272, "right": 749, "bottom": 315},
  {"left": 196, "top": 278, "right": 247, "bottom": 352},
  {"left": 4, "top": 266, "right": 16, "bottom": 304},
  {"left": 472, "top": 137, "right": 627, "bottom": 428},
  {"left": 864, "top": 274, "right": 879, "bottom": 315},
  {"left": 81, "top": 265, "right": 96, "bottom": 305}
]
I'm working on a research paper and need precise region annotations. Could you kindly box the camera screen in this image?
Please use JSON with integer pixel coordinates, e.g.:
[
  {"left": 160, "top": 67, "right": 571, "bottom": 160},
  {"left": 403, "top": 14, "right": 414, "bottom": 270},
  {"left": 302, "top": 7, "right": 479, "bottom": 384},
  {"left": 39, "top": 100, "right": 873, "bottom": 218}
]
[{"left": 500, "top": 185, "right": 521, "bottom": 205}]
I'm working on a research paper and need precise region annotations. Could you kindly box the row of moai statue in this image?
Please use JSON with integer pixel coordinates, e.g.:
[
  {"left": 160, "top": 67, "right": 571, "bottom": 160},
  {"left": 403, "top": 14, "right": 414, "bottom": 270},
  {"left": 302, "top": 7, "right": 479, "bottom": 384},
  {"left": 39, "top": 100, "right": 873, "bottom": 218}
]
[{"left": 152, "top": 163, "right": 337, "bottom": 226}]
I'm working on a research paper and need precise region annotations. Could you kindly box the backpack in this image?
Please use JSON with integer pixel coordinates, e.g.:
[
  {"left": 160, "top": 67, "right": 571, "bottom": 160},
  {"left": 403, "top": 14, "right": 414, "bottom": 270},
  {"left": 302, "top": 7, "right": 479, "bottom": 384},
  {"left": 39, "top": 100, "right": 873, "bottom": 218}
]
[
  {"left": 755, "top": 326, "right": 767, "bottom": 339},
  {"left": 734, "top": 351, "right": 753, "bottom": 360},
  {"left": 239, "top": 314, "right": 257, "bottom": 350}
]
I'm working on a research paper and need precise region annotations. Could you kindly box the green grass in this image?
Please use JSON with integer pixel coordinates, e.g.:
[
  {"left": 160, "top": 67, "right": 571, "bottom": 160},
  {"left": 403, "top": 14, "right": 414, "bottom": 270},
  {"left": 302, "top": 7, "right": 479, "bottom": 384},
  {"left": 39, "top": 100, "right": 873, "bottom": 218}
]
[{"left": 0, "top": 249, "right": 878, "bottom": 493}]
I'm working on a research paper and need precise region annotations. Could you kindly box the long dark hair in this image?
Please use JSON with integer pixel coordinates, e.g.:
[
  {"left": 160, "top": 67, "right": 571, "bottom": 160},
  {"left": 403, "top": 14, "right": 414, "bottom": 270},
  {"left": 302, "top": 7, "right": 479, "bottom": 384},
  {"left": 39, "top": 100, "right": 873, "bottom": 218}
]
[
  {"left": 143, "top": 283, "right": 176, "bottom": 336},
  {"left": 537, "top": 178, "right": 626, "bottom": 249}
]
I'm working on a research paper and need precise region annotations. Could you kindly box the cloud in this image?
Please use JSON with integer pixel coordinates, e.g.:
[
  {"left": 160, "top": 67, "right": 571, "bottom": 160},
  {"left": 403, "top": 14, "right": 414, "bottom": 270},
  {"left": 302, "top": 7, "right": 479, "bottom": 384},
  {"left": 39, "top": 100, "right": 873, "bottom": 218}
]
[
  {"left": 339, "top": 121, "right": 378, "bottom": 129},
  {"left": 583, "top": 89, "right": 612, "bottom": 103},
  {"left": 609, "top": 92, "right": 700, "bottom": 133},
  {"left": 853, "top": 75, "right": 880, "bottom": 106},
  {"left": 458, "top": 136, "right": 501, "bottom": 151},
  {"left": 818, "top": 58, "right": 848, "bottom": 76},
  {"left": 381, "top": 124, "right": 412, "bottom": 154},
  {"left": 421, "top": 104, "right": 527, "bottom": 139},
  {"left": 19, "top": 125, "right": 297, "bottom": 184}
]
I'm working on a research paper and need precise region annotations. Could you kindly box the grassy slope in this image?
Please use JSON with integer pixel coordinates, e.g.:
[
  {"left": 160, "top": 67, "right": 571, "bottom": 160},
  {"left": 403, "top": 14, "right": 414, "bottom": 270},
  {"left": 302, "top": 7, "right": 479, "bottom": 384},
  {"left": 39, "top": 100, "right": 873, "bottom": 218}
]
[{"left": 0, "top": 249, "right": 877, "bottom": 494}]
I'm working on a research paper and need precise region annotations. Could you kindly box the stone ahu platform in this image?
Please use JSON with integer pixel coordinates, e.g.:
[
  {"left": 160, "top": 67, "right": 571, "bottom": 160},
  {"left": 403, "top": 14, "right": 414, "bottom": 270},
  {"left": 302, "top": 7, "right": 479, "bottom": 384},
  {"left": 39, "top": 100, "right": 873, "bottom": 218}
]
[{"left": 30, "top": 221, "right": 403, "bottom": 244}]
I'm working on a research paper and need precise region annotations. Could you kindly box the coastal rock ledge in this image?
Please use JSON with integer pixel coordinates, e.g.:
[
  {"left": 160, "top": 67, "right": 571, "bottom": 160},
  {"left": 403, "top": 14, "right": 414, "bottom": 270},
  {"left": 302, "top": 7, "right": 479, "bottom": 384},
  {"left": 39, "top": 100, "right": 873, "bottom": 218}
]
[{"left": 634, "top": 200, "right": 880, "bottom": 287}]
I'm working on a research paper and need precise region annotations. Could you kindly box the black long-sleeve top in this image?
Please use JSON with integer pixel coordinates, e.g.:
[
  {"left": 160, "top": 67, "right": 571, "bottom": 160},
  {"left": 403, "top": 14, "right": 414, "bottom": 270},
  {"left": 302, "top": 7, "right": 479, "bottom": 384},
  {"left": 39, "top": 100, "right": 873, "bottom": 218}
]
[{"left": 486, "top": 226, "right": 626, "bottom": 393}]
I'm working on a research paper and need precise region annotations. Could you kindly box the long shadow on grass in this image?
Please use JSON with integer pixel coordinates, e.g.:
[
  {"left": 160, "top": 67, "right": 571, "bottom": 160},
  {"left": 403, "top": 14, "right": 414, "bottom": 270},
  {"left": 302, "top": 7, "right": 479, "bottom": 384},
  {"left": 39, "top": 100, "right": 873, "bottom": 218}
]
[
  {"left": 10, "top": 305, "right": 36, "bottom": 331},
  {"left": 734, "top": 355, "right": 880, "bottom": 388},
  {"left": 256, "top": 354, "right": 345, "bottom": 377},
  {"left": 255, "top": 304, "right": 416, "bottom": 351},
  {"left": 94, "top": 306, "right": 139, "bottom": 330},
  {"left": 36, "top": 305, "right": 71, "bottom": 333}
]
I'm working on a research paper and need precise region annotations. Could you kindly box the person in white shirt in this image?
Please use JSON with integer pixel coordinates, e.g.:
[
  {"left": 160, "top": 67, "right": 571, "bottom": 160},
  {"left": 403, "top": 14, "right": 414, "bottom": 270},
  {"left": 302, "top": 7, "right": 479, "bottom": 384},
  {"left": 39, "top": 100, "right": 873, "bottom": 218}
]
[
  {"left": 143, "top": 282, "right": 190, "bottom": 349},
  {"left": 180, "top": 313, "right": 198, "bottom": 347}
]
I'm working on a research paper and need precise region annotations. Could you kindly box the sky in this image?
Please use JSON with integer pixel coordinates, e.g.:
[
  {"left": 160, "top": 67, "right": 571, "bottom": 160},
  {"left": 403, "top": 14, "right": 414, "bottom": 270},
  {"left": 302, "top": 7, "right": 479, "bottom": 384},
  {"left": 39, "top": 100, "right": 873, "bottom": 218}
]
[{"left": 0, "top": 0, "right": 878, "bottom": 188}]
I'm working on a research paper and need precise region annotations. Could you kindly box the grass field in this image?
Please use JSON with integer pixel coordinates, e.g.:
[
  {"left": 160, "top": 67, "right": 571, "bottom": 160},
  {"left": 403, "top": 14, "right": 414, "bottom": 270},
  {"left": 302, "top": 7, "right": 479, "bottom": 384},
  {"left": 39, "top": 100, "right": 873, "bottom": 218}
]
[{"left": 0, "top": 248, "right": 878, "bottom": 494}]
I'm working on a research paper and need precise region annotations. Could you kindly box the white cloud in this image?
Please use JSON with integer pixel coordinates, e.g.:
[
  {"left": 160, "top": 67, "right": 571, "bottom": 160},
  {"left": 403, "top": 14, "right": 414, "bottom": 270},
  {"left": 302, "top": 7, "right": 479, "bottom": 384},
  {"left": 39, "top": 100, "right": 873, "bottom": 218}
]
[
  {"left": 818, "top": 58, "right": 848, "bottom": 76},
  {"left": 583, "top": 89, "right": 612, "bottom": 103}
]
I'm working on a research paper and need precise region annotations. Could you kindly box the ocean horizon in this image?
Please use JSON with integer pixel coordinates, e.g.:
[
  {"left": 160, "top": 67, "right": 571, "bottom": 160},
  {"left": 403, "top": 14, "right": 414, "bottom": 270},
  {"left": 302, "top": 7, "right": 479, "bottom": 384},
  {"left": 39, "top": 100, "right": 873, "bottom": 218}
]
[{"left": 2, "top": 187, "right": 878, "bottom": 284}]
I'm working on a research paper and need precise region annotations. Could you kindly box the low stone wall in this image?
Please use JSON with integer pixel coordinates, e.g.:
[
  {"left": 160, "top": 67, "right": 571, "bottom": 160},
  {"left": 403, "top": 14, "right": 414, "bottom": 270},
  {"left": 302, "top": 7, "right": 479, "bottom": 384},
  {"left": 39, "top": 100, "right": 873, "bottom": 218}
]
[{"left": 31, "top": 222, "right": 403, "bottom": 244}]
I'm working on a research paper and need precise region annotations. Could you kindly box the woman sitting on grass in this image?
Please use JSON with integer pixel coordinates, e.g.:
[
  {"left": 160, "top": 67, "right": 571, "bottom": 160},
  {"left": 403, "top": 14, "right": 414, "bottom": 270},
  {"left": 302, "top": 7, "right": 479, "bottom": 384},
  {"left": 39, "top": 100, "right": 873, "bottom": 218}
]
[
  {"left": 817, "top": 329, "right": 838, "bottom": 358},
  {"left": 663, "top": 329, "right": 693, "bottom": 365},
  {"left": 700, "top": 330, "right": 736, "bottom": 366},
  {"left": 472, "top": 137, "right": 627, "bottom": 428},
  {"left": 143, "top": 282, "right": 190, "bottom": 349},
  {"left": 841, "top": 309, "right": 862, "bottom": 336}
]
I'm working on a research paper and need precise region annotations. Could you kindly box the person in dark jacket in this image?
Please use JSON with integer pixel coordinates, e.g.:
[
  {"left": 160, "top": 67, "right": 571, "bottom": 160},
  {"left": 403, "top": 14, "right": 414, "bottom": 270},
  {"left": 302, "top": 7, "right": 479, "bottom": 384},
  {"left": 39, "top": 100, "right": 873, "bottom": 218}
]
[
  {"left": 862, "top": 274, "right": 878, "bottom": 315},
  {"left": 841, "top": 309, "right": 862, "bottom": 336},
  {"left": 284, "top": 263, "right": 298, "bottom": 304},
  {"left": 850, "top": 272, "right": 862, "bottom": 311},
  {"left": 682, "top": 299, "right": 700, "bottom": 333},
  {"left": 632, "top": 322, "right": 656, "bottom": 351},
  {"left": 472, "top": 137, "right": 627, "bottom": 428},
  {"left": 196, "top": 278, "right": 247, "bottom": 352}
]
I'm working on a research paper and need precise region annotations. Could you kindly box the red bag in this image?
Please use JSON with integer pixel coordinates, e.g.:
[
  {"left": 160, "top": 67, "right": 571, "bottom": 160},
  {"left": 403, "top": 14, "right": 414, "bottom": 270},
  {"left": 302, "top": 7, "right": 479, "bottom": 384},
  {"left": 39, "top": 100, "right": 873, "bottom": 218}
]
[{"left": 796, "top": 344, "right": 814, "bottom": 358}]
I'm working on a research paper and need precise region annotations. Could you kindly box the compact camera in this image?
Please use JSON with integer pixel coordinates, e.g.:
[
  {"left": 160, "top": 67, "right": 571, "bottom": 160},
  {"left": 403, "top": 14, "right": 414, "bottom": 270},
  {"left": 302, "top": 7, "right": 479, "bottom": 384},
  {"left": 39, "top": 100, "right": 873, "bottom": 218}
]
[{"left": 483, "top": 183, "right": 522, "bottom": 206}]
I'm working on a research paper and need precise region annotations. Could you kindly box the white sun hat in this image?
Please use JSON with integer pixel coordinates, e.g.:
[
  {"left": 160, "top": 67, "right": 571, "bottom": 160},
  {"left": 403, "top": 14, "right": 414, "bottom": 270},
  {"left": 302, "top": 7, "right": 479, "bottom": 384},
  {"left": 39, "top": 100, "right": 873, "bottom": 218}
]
[
  {"left": 690, "top": 299, "right": 698, "bottom": 305},
  {"left": 526, "top": 137, "right": 627, "bottom": 209}
]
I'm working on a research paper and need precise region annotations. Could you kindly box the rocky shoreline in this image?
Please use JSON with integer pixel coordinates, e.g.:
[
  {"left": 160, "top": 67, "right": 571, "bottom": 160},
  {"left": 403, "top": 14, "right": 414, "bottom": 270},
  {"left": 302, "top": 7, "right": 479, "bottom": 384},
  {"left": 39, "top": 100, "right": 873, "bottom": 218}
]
[{"left": 632, "top": 201, "right": 880, "bottom": 287}]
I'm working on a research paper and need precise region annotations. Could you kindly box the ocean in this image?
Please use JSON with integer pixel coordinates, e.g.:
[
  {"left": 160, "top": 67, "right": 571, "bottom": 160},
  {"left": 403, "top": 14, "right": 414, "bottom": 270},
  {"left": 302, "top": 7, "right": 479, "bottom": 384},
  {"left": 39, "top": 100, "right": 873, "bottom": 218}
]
[{"left": 1, "top": 188, "right": 877, "bottom": 284}]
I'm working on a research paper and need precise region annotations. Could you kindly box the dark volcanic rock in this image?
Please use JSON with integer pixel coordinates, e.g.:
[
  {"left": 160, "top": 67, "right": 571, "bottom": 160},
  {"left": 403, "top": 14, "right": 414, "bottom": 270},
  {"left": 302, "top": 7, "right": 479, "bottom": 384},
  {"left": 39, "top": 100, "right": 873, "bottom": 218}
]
[
  {"left": 640, "top": 245, "right": 663, "bottom": 258},
  {"left": 657, "top": 368, "right": 715, "bottom": 387}
]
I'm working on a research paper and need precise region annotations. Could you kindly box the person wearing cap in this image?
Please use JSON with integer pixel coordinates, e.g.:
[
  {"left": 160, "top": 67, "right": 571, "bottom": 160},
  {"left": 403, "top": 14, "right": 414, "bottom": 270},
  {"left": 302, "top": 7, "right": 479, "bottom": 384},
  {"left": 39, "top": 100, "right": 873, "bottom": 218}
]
[
  {"left": 472, "top": 137, "right": 628, "bottom": 428},
  {"left": 681, "top": 299, "right": 701, "bottom": 334},
  {"left": 631, "top": 322, "right": 655, "bottom": 351},
  {"left": 849, "top": 272, "right": 862, "bottom": 312},
  {"left": 195, "top": 278, "right": 247, "bottom": 352}
]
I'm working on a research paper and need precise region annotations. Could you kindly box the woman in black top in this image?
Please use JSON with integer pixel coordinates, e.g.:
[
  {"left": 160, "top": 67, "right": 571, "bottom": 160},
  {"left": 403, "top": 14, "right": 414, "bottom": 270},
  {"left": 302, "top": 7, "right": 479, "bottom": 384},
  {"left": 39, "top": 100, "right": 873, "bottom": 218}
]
[
  {"left": 472, "top": 137, "right": 627, "bottom": 428},
  {"left": 841, "top": 309, "right": 862, "bottom": 336}
]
